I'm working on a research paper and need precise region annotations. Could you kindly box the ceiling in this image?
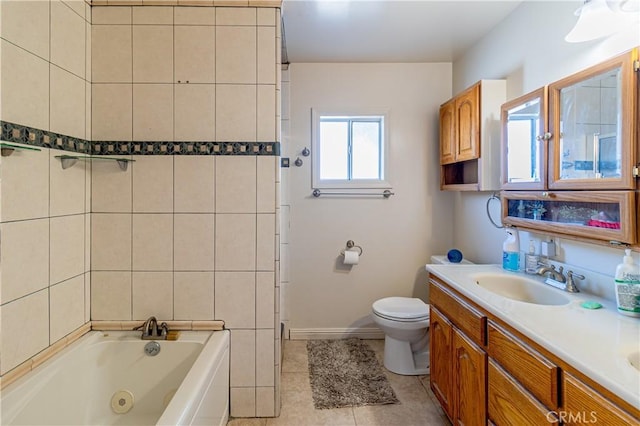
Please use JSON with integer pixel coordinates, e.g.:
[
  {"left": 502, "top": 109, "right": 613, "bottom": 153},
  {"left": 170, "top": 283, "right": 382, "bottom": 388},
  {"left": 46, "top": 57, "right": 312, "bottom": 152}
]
[{"left": 281, "top": 0, "right": 525, "bottom": 63}]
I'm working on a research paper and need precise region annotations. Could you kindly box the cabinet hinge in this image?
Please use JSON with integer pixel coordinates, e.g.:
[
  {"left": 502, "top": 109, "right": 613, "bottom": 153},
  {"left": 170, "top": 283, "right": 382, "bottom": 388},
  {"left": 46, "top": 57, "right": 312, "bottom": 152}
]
[
  {"left": 634, "top": 164, "right": 640, "bottom": 178},
  {"left": 634, "top": 60, "right": 640, "bottom": 72}
]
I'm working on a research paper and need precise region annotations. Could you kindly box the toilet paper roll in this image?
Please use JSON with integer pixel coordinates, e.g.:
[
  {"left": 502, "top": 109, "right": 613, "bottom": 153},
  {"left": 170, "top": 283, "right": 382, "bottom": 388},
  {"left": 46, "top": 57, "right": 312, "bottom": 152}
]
[{"left": 343, "top": 249, "right": 359, "bottom": 265}]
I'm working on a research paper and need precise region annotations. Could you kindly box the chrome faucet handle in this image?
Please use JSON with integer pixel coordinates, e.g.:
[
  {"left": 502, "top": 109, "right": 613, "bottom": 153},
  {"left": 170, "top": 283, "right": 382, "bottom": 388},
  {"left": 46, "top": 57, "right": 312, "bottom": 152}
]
[{"left": 565, "top": 270, "right": 585, "bottom": 293}]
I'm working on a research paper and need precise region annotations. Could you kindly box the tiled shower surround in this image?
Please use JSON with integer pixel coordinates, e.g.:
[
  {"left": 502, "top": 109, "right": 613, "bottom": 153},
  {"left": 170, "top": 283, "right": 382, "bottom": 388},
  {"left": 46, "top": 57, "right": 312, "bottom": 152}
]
[{"left": 0, "top": 1, "right": 282, "bottom": 418}]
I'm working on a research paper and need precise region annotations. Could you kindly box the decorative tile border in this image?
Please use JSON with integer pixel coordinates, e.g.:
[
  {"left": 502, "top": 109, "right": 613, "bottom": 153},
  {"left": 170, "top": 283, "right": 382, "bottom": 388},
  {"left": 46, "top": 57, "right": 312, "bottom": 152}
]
[{"left": 1, "top": 121, "right": 280, "bottom": 156}]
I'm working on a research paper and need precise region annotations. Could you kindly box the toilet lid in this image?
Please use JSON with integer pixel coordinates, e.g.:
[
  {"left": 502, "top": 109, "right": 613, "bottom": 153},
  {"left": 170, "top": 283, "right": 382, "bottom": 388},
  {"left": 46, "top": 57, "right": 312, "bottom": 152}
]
[{"left": 372, "top": 297, "right": 430, "bottom": 321}]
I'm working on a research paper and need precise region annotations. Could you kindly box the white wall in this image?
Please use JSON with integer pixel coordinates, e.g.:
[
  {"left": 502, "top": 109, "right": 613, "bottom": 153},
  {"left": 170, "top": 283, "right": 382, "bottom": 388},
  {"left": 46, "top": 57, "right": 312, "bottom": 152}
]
[
  {"left": 452, "top": 1, "right": 640, "bottom": 294},
  {"left": 288, "top": 63, "right": 454, "bottom": 335}
]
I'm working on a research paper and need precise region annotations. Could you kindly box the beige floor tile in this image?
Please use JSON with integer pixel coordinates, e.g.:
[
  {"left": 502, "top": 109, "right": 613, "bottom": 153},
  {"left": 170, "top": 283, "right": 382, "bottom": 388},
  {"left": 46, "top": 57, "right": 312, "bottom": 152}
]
[
  {"left": 270, "top": 339, "right": 449, "bottom": 426},
  {"left": 228, "top": 418, "right": 268, "bottom": 426}
]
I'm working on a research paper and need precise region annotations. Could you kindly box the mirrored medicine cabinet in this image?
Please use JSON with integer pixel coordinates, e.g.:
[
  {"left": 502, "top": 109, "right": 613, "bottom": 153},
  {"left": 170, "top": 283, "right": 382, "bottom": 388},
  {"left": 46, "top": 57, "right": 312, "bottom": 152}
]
[{"left": 501, "top": 47, "right": 639, "bottom": 246}]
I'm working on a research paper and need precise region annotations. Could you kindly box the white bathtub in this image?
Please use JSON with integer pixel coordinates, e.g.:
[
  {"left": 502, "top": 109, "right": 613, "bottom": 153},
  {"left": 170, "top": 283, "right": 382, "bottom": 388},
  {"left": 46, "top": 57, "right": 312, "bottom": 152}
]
[{"left": 1, "top": 330, "right": 230, "bottom": 426}]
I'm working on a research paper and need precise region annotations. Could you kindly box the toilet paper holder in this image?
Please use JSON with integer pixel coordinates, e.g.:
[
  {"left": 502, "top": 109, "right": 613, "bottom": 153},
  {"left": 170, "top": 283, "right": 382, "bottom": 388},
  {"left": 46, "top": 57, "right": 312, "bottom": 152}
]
[{"left": 340, "top": 240, "right": 363, "bottom": 256}]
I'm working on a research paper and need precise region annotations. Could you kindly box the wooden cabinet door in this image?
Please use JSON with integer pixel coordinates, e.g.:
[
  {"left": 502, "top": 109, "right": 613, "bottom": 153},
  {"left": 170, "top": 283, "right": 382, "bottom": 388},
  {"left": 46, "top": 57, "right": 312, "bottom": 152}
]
[
  {"left": 440, "top": 99, "right": 456, "bottom": 164},
  {"left": 430, "top": 307, "right": 454, "bottom": 421},
  {"left": 454, "top": 328, "right": 487, "bottom": 426},
  {"left": 455, "top": 84, "right": 480, "bottom": 162}
]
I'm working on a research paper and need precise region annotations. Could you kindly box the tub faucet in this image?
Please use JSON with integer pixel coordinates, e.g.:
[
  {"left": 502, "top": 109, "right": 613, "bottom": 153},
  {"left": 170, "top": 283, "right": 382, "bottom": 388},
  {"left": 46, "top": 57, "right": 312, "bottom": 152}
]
[
  {"left": 535, "top": 263, "right": 566, "bottom": 283},
  {"left": 137, "top": 316, "right": 169, "bottom": 340}
]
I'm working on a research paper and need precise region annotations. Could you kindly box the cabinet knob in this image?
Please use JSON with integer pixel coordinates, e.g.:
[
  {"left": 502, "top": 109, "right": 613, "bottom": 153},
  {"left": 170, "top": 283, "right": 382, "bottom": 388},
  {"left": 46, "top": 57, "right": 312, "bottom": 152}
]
[
  {"left": 541, "top": 191, "right": 555, "bottom": 198},
  {"left": 536, "top": 132, "right": 552, "bottom": 141}
]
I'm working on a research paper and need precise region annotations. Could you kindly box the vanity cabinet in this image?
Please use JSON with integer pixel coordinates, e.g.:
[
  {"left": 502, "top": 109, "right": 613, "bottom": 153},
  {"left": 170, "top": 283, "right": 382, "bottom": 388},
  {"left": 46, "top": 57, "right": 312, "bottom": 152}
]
[
  {"left": 428, "top": 274, "right": 640, "bottom": 425},
  {"left": 502, "top": 190, "right": 637, "bottom": 244},
  {"left": 439, "top": 80, "right": 506, "bottom": 191},
  {"left": 429, "top": 278, "right": 487, "bottom": 425}
]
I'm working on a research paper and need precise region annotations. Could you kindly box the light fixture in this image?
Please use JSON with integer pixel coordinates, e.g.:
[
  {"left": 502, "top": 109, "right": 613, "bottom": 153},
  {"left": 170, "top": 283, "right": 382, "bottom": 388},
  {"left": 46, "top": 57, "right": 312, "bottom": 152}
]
[{"left": 565, "top": 0, "right": 624, "bottom": 43}]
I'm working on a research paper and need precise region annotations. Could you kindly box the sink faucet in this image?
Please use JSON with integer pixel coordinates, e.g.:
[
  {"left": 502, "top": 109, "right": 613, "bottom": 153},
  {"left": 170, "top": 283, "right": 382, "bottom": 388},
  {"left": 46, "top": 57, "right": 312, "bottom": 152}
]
[
  {"left": 137, "top": 316, "right": 169, "bottom": 340},
  {"left": 536, "top": 264, "right": 566, "bottom": 283}
]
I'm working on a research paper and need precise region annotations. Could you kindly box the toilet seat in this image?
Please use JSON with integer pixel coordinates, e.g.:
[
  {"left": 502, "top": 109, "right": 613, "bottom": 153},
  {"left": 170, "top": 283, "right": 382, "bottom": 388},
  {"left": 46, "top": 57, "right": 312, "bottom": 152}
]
[{"left": 372, "top": 297, "right": 430, "bottom": 322}]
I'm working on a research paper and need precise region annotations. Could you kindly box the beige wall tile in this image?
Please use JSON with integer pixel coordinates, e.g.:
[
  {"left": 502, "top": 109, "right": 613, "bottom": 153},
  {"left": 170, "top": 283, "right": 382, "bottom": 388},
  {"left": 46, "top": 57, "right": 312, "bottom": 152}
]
[
  {"left": 256, "top": 213, "right": 275, "bottom": 271},
  {"left": 230, "top": 387, "right": 256, "bottom": 418},
  {"left": 132, "top": 84, "right": 174, "bottom": 141},
  {"left": 132, "top": 26, "right": 173, "bottom": 83},
  {"left": 174, "top": 214, "right": 214, "bottom": 270},
  {"left": 85, "top": 21, "right": 92, "bottom": 80},
  {"left": 85, "top": 81, "right": 92, "bottom": 140},
  {"left": 92, "top": 6, "right": 132, "bottom": 24},
  {"left": 62, "top": 0, "right": 85, "bottom": 18},
  {"left": 0, "top": 289, "right": 50, "bottom": 374},
  {"left": 132, "top": 155, "right": 174, "bottom": 212},
  {"left": 257, "top": 7, "right": 275, "bottom": 26},
  {"left": 91, "top": 25, "right": 131, "bottom": 82},
  {"left": 51, "top": 0, "right": 86, "bottom": 78},
  {"left": 0, "top": 219, "right": 49, "bottom": 304},
  {"left": 132, "top": 5, "right": 172, "bottom": 24},
  {"left": 175, "top": 26, "right": 215, "bottom": 83},
  {"left": 0, "top": 0, "right": 50, "bottom": 59},
  {"left": 92, "top": 84, "right": 132, "bottom": 140},
  {"left": 174, "top": 6, "right": 215, "bottom": 25},
  {"left": 256, "top": 271, "right": 274, "bottom": 328},
  {"left": 256, "top": 156, "right": 276, "bottom": 213},
  {"left": 216, "top": 26, "right": 256, "bottom": 84},
  {"left": 49, "top": 275, "right": 85, "bottom": 342},
  {"left": 85, "top": 273, "right": 91, "bottom": 322},
  {"left": 256, "top": 329, "right": 275, "bottom": 386},
  {"left": 257, "top": 84, "right": 276, "bottom": 142},
  {"left": 0, "top": 142, "right": 49, "bottom": 222},
  {"left": 132, "top": 272, "right": 173, "bottom": 320},
  {"left": 174, "top": 84, "right": 215, "bottom": 141},
  {"left": 216, "top": 156, "right": 256, "bottom": 213},
  {"left": 174, "top": 272, "right": 214, "bottom": 320},
  {"left": 215, "top": 84, "right": 256, "bottom": 141},
  {"left": 132, "top": 214, "right": 173, "bottom": 270},
  {"left": 85, "top": 215, "right": 92, "bottom": 271},
  {"left": 257, "top": 27, "right": 276, "bottom": 84},
  {"left": 50, "top": 67, "right": 86, "bottom": 139},
  {"left": 215, "top": 272, "right": 255, "bottom": 328},
  {"left": 91, "top": 214, "right": 132, "bottom": 270},
  {"left": 91, "top": 271, "right": 132, "bottom": 320},
  {"left": 230, "top": 329, "right": 256, "bottom": 386},
  {"left": 91, "top": 156, "right": 132, "bottom": 212},
  {"left": 50, "top": 148, "right": 86, "bottom": 216},
  {"left": 215, "top": 214, "right": 256, "bottom": 270},
  {"left": 256, "top": 387, "right": 275, "bottom": 417},
  {"left": 50, "top": 215, "right": 85, "bottom": 285},
  {"left": 174, "top": 156, "right": 215, "bottom": 212},
  {"left": 216, "top": 7, "right": 255, "bottom": 25},
  {"left": 0, "top": 40, "right": 49, "bottom": 130}
]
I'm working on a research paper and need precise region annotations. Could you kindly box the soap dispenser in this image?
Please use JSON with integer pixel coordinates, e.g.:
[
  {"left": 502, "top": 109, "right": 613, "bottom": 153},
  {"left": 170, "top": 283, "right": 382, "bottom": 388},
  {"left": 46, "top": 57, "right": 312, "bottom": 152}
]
[
  {"left": 525, "top": 240, "right": 540, "bottom": 274},
  {"left": 502, "top": 228, "right": 520, "bottom": 272},
  {"left": 614, "top": 249, "right": 640, "bottom": 317}
]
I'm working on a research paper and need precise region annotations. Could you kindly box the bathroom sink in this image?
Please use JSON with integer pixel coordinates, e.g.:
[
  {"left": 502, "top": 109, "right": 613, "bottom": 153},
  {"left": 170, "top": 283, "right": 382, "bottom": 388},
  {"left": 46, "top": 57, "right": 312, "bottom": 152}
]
[
  {"left": 472, "top": 273, "right": 571, "bottom": 306},
  {"left": 628, "top": 351, "right": 640, "bottom": 372}
]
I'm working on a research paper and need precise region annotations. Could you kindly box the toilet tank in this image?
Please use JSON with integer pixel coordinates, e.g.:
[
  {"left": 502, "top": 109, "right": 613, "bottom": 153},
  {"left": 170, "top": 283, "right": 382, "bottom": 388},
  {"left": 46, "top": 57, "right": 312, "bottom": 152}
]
[{"left": 430, "top": 255, "right": 474, "bottom": 265}]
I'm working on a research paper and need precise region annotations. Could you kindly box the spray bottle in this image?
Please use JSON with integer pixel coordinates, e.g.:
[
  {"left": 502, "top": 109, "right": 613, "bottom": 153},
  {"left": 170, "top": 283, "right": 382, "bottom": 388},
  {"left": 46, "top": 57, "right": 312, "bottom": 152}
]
[{"left": 502, "top": 227, "right": 520, "bottom": 271}]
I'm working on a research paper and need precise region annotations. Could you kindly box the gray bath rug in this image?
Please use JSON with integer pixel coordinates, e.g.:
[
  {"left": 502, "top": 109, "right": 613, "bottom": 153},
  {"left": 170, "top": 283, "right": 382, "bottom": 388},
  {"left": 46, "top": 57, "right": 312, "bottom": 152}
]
[{"left": 307, "top": 338, "right": 399, "bottom": 409}]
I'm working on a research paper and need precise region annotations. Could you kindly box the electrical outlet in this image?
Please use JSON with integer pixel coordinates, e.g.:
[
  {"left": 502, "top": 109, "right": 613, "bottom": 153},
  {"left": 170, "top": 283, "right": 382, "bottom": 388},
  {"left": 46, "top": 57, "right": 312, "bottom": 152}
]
[{"left": 541, "top": 240, "right": 556, "bottom": 258}]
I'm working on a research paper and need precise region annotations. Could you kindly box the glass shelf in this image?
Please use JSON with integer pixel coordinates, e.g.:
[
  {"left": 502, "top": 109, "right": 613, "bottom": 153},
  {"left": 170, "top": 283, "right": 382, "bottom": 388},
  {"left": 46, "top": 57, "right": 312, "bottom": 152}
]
[
  {"left": 55, "top": 155, "right": 135, "bottom": 171},
  {"left": 1, "top": 142, "right": 42, "bottom": 156},
  {"left": 502, "top": 190, "right": 636, "bottom": 244}
]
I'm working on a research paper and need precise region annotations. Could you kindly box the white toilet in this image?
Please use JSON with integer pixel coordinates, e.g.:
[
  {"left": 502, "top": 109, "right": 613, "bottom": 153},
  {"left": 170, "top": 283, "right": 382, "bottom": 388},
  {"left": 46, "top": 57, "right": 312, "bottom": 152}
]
[
  {"left": 371, "top": 296, "right": 431, "bottom": 375},
  {"left": 372, "top": 255, "right": 473, "bottom": 375}
]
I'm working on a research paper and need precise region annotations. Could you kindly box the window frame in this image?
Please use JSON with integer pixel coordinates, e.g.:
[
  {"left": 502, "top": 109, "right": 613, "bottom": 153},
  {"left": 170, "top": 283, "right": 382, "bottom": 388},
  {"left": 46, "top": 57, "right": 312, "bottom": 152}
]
[{"left": 311, "top": 108, "right": 391, "bottom": 190}]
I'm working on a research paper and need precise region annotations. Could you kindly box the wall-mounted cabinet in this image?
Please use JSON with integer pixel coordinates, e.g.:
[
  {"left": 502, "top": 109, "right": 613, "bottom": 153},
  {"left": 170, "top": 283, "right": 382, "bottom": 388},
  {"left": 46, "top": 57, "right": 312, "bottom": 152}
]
[
  {"left": 500, "top": 48, "right": 639, "bottom": 246},
  {"left": 439, "top": 80, "right": 506, "bottom": 191},
  {"left": 502, "top": 190, "right": 637, "bottom": 245}
]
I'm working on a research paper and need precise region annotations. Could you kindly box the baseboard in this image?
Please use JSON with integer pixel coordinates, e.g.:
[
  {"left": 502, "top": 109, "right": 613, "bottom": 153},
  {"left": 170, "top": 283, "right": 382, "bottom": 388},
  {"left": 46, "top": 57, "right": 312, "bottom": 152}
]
[{"left": 288, "top": 327, "right": 384, "bottom": 340}]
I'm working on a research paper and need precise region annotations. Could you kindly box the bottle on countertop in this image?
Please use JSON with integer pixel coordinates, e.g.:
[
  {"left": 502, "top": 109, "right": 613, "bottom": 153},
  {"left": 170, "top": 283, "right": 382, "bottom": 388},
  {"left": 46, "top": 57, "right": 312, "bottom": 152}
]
[
  {"left": 615, "top": 249, "right": 640, "bottom": 317},
  {"left": 525, "top": 240, "right": 540, "bottom": 274},
  {"left": 502, "top": 228, "right": 520, "bottom": 272}
]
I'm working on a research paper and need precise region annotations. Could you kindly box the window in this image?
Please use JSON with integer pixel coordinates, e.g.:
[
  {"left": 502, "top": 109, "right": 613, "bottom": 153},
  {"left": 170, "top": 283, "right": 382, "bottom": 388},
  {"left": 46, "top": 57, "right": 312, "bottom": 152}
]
[{"left": 312, "top": 109, "right": 390, "bottom": 189}]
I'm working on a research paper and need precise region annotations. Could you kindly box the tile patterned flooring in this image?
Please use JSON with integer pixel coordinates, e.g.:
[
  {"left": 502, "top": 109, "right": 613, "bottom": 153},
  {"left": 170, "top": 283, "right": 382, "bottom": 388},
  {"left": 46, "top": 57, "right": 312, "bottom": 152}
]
[{"left": 228, "top": 339, "right": 451, "bottom": 426}]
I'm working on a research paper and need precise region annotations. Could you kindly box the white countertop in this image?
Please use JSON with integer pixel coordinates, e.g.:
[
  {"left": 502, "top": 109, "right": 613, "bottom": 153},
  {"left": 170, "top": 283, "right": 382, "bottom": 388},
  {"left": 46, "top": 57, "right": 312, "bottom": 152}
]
[{"left": 425, "top": 263, "right": 640, "bottom": 410}]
